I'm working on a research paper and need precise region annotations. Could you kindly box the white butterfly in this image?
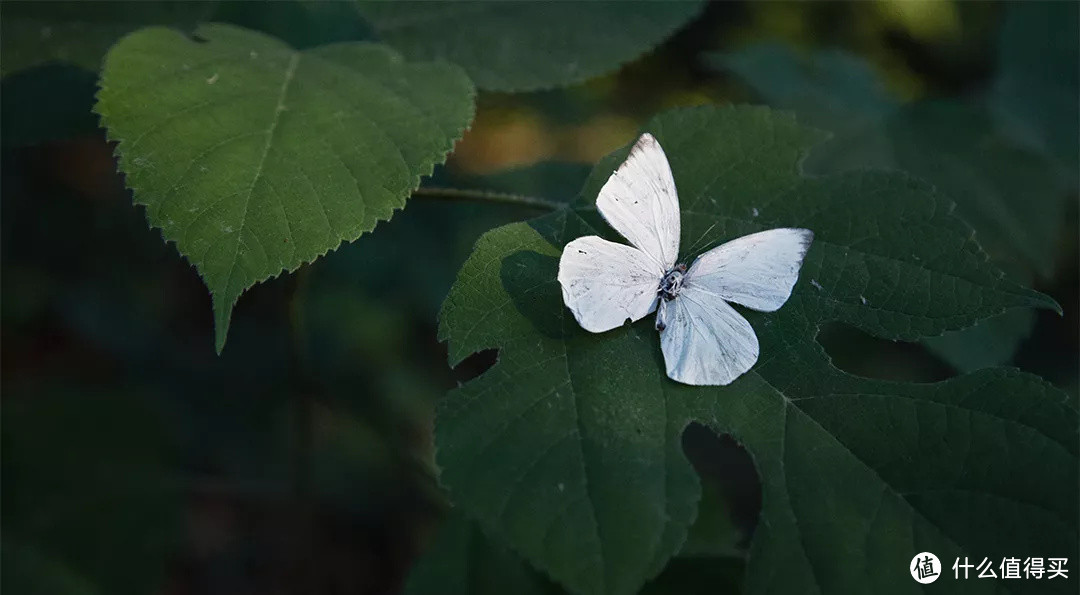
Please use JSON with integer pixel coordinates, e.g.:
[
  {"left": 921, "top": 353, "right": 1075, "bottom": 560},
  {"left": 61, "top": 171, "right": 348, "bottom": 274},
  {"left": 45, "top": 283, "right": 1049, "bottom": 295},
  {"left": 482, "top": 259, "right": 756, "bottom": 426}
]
[{"left": 557, "top": 133, "right": 813, "bottom": 386}]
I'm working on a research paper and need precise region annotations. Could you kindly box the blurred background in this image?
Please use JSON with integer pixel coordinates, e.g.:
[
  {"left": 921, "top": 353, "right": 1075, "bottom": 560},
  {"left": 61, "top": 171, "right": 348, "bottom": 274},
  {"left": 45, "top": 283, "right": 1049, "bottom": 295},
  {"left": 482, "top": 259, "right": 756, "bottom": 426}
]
[{"left": 2, "top": 1, "right": 1076, "bottom": 594}]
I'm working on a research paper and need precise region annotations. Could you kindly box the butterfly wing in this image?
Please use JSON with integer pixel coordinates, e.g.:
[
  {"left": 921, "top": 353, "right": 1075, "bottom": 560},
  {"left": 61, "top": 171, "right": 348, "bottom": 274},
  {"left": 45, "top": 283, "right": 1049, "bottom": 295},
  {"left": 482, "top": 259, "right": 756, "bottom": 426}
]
[
  {"left": 659, "top": 227, "right": 812, "bottom": 385},
  {"left": 660, "top": 292, "right": 759, "bottom": 386},
  {"left": 684, "top": 228, "right": 813, "bottom": 312},
  {"left": 558, "top": 235, "right": 663, "bottom": 333},
  {"left": 595, "top": 133, "right": 681, "bottom": 271}
]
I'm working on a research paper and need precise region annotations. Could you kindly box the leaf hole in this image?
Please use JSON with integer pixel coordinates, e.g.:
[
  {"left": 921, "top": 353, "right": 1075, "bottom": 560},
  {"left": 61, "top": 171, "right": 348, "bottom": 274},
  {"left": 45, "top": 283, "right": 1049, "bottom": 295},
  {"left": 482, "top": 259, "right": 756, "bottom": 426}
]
[
  {"left": 450, "top": 348, "right": 498, "bottom": 384},
  {"left": 815, "top": 322, "right": 955, "bottom": 382},
  {"left": 681, "top": 423, "right": 761, "bottom": 549}
]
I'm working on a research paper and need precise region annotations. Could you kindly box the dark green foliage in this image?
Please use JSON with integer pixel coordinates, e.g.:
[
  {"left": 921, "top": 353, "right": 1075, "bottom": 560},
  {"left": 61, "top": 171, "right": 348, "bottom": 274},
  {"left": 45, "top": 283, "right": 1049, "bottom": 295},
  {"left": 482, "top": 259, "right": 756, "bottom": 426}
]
[
  {"left": 2, "top": 3, "right": 1076, "bottom": 595},
  {"left": 436, "top": 106, "right": 1072, "bottom": 595},
  {"left": 356, "top": 1, "right": 706, "bottom": 91}
]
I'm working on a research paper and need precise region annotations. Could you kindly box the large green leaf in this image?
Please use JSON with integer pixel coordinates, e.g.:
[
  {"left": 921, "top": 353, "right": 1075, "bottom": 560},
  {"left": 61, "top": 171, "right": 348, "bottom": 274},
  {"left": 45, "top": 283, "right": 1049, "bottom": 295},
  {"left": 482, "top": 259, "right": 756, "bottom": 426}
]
[
  {"left": 713, "top": 44, "right": 1068, "bottom": 371},
  {"left": 718, "top": 44, "right": 898, "bottom": 173},
  {"left": 436, "top": 106, "right": 1075, "bottom": 595},
  {"left": 211, "top": 0, "right": 374, "bottom": 51},
  {"left": 96, "top": 24, "right": 475, "bottom": 351},
  {"left": 355, "top": 1, "right": 706, "bottom": 92},
  {"left": 886, "top": 101, "right": 1066, "bottom": 280},
  {"left": 405, "top": 511, "right": 562, "bottom": 595},
  {"left": 406, "top": 501, "right": 744, "bottom": 595},
  {"left": 406, "top": 479, "right": 745, "bottom": 595},
  {"left": 714, "top": 44, "right": 1067, "bottom": 279},
  {"left": 0, "top": 1, "right": 212, "bottom": 76}
]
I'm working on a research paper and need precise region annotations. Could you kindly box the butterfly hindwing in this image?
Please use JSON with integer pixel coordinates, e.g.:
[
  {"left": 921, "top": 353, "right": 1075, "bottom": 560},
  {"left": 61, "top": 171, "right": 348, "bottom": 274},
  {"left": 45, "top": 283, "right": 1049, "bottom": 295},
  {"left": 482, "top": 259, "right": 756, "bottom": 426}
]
[
  {"left": 660, "top": 292, "right": 759, "bottom": 386},
  {"left": 595, "top": 133, "right": 681, "bottom": 271},
  {"left": 684, "top": 228, "right": 813, "bottom": 312},
  {"left": 558, "top": 235, "right": 663, "bottom": 333}
]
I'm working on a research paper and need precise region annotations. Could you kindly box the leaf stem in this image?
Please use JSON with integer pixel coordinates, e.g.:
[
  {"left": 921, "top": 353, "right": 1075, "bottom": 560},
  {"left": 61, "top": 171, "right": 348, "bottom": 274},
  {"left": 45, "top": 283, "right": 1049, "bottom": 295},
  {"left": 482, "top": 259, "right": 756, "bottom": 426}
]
[{"left": 412, "top": 186, "right": 565, "bottom": 211}]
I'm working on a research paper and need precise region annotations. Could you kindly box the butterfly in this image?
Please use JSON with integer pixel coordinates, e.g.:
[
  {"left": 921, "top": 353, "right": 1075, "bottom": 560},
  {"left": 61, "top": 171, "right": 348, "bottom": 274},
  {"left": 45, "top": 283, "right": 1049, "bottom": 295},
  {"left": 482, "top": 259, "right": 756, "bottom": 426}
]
[{"left": 557, "top": 133, "right": 813, "bottom": 386}]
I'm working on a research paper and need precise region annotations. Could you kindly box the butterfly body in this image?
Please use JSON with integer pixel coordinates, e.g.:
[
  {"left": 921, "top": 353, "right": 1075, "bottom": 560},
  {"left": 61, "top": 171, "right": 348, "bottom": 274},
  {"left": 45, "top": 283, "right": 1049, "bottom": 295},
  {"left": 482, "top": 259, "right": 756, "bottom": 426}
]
[
  {"left": 558, "top": 133, "right": 812, "bottom": 386},
  {"left": 654, "top": 264, "right": 687, "bottom": 332},
  {"left": 657, "top": 264, "right": 687, "bottom": 302}
]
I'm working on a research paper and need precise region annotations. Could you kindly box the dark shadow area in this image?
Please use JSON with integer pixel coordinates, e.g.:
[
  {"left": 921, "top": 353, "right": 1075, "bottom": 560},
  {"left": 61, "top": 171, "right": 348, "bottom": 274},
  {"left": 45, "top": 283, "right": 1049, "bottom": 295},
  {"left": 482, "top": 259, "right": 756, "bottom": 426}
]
[
  {"left": 1015, "top": 200, "right": 1080, "bottom": 396},
  {"left": 641, "top": 556, "right": 745, "bottom": 595},
  {"left": 1, "top": 64, "right": 100, "bottom": 147},
  {"left": 681, "top": 422, "right": 762, "bottom": 549},
  {"left": 816, "top": 322, "right": 956, "bottom": 383},
  {"left": 449, "top": 348, "right": 498, "bottom": 385},
  {"left": 0, "top": 137, "right": 508, "bottom": 595},
  {"left": 500, "top": 250, "right": 568, "bottom": 340},
  {"left": 211, "top": 0, "right": 372, "bottom": 50}
]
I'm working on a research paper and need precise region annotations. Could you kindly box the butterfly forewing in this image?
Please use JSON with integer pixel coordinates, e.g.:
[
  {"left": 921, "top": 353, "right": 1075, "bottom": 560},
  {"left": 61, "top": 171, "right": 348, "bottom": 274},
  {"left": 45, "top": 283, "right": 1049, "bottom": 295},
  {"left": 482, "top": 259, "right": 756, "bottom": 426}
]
[
  {"left": 684, "top": 228, "right": 813, "bottom": 312},
  {"left": 595, "top": 133, "right": 681, "bottom": 271},
  {"left": 558, "top": 235, "right": 664, "bottom": 333}
]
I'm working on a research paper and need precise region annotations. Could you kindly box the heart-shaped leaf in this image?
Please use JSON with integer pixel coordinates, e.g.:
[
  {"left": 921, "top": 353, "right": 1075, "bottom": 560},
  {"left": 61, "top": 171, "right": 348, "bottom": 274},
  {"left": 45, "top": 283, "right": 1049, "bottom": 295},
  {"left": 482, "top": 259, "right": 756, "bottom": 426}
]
[
  {"left": 355, "top": 1, "right": 706, "bottom": 92},
  {"left": 437, "top": 106, "right": 1075, "bottom": 595},
  {"left": 96, "top": 24, "right": 475, "bottom": 351}
]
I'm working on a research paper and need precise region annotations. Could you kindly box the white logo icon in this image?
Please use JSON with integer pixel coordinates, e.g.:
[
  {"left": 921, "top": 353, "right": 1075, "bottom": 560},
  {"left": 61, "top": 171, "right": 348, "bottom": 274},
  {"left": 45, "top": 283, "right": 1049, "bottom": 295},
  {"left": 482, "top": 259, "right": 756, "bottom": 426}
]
[{"left": 911, "top": 552, "right": 942, "bottom": 584}]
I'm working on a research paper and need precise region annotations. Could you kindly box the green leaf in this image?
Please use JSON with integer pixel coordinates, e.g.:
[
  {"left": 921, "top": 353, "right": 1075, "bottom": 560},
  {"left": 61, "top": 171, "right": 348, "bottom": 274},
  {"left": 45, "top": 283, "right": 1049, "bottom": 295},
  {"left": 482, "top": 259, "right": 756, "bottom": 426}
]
[
  {"left": 0, "top": 0, "right": 211, "bottom": 76},
  {"left": 96, "top": 24, "right": 475, "bottom": 352},
  {"left": 714, "top": 45, "right": 1067, "bottom": 278},
  {"left": 716, "top": 43, "right": 898, "bottom": 173},
  {"left": 638, "top": 556, "right": 744, "bottom": 595},
  {"left": 713, "top": 44, "right": 1069, "bottom": 370},
  {"left": 437, "top": 106, "right": 1074, "bottom": 595},
  {"left": 406, "top": 505, "right": 745, "bottom": 595},
  {"left": 405, "top": 511, "right": 563, "bottom": 595},
  {"left": 210, "top": 0, "right": 374, "bottom": 50},
  {"left": 887, "top": 101, "right": 1067, "bottom": 280},
  {"left": 880, "top": 102, "right": 1060, "bottom": 373},
  {"left": 355, "top": 0, "right": 706, "bottom": 92}
]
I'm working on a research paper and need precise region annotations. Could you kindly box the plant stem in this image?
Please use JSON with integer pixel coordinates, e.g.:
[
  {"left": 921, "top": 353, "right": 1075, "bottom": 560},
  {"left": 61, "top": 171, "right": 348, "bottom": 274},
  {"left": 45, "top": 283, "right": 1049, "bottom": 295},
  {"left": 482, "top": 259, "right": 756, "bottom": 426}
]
[{"left": 412, "top": 186, "right": 565, "bottom": 211}]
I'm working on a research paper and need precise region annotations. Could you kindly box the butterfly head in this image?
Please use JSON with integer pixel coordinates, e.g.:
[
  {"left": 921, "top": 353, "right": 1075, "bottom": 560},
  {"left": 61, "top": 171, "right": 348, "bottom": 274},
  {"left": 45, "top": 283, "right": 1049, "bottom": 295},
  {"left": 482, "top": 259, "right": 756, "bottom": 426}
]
[{"left": 658, "top": 263, "right": 688, "bottom": 302}]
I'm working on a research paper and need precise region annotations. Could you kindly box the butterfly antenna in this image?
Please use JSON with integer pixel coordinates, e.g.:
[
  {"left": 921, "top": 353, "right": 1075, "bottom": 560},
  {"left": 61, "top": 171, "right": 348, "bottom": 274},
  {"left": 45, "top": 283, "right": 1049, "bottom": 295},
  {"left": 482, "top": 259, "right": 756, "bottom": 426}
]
[{"left": 683, "top": 222, "right": 718, "bottom": 259}]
